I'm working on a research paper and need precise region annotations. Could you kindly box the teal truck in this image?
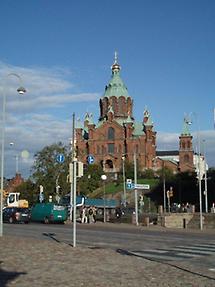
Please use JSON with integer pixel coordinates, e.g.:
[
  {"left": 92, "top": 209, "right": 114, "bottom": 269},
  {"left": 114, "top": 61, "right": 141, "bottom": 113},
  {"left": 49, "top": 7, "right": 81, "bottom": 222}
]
[
  {"left": 60, "top": 194, "right": 119, "bottom": 221},
  {"left": 30, "top": 202, "right": 68, "bottom": 223},
  {"left": 60, "top": 194, "right": 118, "bottom": 210}
]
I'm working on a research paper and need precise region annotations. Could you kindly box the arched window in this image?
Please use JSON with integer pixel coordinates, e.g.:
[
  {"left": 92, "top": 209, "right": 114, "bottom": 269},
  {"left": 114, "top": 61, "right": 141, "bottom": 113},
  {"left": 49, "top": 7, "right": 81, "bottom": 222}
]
[
  {"left": 187, "top": 142, "right": 190, "bottom": 149},
  {"left": 136, "top": 145, "right": 139, "bottom": 153},
  {"left": 97, "top": 145, "right": 100, "bottom": 155},
  {"left": 108, "top": 127, "right": 115, "bottom": 140},
  {"left": 119, "top": 97, "right": 124, "bottom": 114},
  {"left": 119, "top": 145, "right": 122, "bottom": 153},
  {"left": 106, "top": 159, "right": 113, "bottom": 168},
  {"left": 108, "top": 143, "right": 115, "bottom": 154},
  {"left": 102, "top": 145, "right": 106, "bottom": 155},
  {"left": 184, "top": 154, "right": 189, "bottom": 162}
]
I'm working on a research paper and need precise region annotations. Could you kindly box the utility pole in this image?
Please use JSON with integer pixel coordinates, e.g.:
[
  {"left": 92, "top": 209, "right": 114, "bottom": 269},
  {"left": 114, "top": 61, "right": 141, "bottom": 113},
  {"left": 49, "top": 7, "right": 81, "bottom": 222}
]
[
  {"left": 197, "top": 121, "right": 203, "bottom": 230},
  {"left": 122, "top": 155, "right": 126, "bottom": 207},
  {"left": 134, "top": 153, "right": 139, "bottom": 226},
  {"left": 162, "top": 161, "right": 166, "bottom": 213},
  {"left": 203, "top": 140, "right": 208, "bottom": 213},
  {"left": 70, "top": 112, "right": 77, "bottom": 247}
]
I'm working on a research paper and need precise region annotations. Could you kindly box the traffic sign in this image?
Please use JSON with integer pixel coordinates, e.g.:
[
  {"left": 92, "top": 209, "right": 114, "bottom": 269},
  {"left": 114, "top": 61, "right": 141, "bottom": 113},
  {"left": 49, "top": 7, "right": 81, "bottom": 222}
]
[
  {"left": 134, "top": 184, "right": 150, "bottom": 190},
  {"left": 56, "top": 154, "right": 65, "bottom": 163},
  {"left": 87, "top": 155, "right": 94, "bottom": 164},
  {"left": 127, "top": 183, "right": 135, "bottom": 189}
]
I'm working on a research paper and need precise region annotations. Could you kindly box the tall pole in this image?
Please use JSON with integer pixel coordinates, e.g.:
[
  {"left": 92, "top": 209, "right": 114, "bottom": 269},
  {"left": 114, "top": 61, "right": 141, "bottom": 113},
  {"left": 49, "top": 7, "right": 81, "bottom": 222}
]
[
  {"left": 0, "top": 83, "right": 6, "bottom": 237},
  {"left": 101, "top": 175, "right": 107, "bottom": 223},
  {"left": 134, "top": 153, "right": 139, "bottom": 226},
  {"left": 0, "top": 74, "right": 26, "bottom": 237},
  {"left": 197, "top": 118, "right": 203, "bottom": 230},
  {"left": 103, "top": 181, "right": 106, "bottom": 223},
  {"left": 73, "top": 159, "right": 77, "bottom": 247},
  {"left": 70, "top": 113, "right": 75, "bottom": 221},
  {"left": 71, "top": 112, "right": 77, "bottom": 247},
  {"left": 203, "top": 140, "right": 208, "bottom": 213},
  {"left": 122, "top": 155, "right": 126, "bottom": 207},
  {"left": 163, "top": 161, "right": 166, "bottom": 213}
]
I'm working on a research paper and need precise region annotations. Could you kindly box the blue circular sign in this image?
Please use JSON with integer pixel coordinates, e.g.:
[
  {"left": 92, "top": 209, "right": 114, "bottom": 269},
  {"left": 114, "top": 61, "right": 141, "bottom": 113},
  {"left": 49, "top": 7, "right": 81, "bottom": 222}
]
[
  {"left": 56, "top": 154, "right": 65, "bottom": 163},
  {"left": 87, "top": 155, "right": 94, "bottom": 164}
]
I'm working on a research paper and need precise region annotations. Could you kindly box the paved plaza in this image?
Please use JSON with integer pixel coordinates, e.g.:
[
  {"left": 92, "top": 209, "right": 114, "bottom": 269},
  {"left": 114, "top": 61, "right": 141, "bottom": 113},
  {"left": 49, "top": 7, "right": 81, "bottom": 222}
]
[{"left": 1, "top": 233, "right": 215, "bottom": 287}]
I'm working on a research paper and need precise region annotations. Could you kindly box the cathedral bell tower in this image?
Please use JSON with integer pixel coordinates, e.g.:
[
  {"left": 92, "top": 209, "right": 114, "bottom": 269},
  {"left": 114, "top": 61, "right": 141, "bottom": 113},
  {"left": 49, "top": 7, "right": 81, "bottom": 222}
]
[
  {"left": 99, "top": 52, "right": 133, "bottom": 122},
  {"left": 179, "top": 117, "right": 194, "bottom": 172}
]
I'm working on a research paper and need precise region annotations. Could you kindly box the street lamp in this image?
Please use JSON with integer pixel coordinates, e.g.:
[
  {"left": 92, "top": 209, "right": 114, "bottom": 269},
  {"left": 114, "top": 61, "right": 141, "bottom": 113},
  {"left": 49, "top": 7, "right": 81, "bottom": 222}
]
[
  {"left": 0, "top": 73, "right": 26, "bottom": 237},
  {"left": 122, "top": 154, "right": 126, "bottom": 207},
  {"left": 101, "top": 174, "right": 107, "bottom": 223},
  {"left": 193, "top": 113, "right": 203, "bottom": 230},
  {"left": 203, "top": 140, "right": 208, "bottom": 213}
]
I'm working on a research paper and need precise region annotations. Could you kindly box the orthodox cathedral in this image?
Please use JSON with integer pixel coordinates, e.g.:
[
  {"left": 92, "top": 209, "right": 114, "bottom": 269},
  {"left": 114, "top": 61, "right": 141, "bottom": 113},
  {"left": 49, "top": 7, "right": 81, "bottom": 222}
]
[{"left": 75, "top": 54, "right": 199, "bottom": 175}]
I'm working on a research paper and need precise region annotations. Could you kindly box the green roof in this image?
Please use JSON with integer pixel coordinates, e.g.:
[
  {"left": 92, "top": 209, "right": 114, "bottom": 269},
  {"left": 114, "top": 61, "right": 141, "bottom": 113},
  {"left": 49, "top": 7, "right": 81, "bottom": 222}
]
[{"left": 103, "top": 55, "right": 129, "bottom": 99}]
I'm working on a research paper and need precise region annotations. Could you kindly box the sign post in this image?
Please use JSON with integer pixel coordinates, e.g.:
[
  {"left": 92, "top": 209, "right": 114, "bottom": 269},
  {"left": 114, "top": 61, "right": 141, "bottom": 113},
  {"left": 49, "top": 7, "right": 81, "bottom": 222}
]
[{"left": 134, "top": 153, "right": 139, "bottom": 226}]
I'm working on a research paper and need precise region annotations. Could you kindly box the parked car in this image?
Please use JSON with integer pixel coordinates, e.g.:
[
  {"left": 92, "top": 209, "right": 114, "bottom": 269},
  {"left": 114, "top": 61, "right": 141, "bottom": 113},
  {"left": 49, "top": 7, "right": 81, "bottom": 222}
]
[
  {"left": 30, "top": 203, "right": 68, "bottom": 224},
  {"left": 3, "top": 207, "right": 30, "bottom": 224}
]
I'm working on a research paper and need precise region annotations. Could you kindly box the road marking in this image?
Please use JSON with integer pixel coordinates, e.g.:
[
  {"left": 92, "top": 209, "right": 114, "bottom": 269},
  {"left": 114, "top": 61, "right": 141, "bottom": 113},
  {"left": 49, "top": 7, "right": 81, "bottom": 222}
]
[{"left": 129, "top": 242, "right": 215, "bottom": 262}]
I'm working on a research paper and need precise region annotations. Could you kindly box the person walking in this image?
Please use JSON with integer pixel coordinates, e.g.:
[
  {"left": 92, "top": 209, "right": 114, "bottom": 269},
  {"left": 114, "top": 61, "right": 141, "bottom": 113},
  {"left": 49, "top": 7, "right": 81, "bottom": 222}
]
[{"left": 81, "top": 206, "right": 88, "bottom": 223}]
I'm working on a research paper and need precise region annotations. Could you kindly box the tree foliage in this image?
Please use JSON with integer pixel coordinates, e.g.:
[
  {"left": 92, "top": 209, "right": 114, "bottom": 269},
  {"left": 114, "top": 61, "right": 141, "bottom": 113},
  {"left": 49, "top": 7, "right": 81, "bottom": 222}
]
[
  {"left": 14, "top": 180, "right": 37, "bottom": 206},
  {"left": 31, "top": 142, "right": 71, "bottom": 200},
  {"left": 78, "top": 164, "right": 103, "bottom": 195}
]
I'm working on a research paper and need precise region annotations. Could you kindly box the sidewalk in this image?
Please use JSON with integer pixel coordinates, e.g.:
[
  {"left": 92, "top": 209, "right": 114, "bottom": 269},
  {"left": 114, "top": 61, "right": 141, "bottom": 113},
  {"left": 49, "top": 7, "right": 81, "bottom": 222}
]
[{"left": 1, "top": 234, "right": 215, "bottom": 287}]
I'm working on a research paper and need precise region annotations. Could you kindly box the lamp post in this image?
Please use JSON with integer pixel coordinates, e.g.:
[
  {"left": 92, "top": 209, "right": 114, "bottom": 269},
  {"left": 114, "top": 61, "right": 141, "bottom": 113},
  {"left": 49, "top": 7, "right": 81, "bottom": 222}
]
[
  {"left": 133, "top": 152, "right": 139, "bottom": 226},
  {"left": 101, "top": 174, "right": 107, "bottom": 223},
  {"left": 162, "top": 161, "right": 166, "bottom": 213},
  {"left": 203, "top": 140, "right": 208, "bottom": 213},
  {"left": 0, "top": 73, "right": 26, "bottom": 237},
  {"left": 122, "top": 154, "right": 126, "bottom": 207},
  {"left": 195, "top": 115, "right": 203, "bottom": 230},
  {"left": 191, "top": 112, "right": 203, "bottom": 230}
]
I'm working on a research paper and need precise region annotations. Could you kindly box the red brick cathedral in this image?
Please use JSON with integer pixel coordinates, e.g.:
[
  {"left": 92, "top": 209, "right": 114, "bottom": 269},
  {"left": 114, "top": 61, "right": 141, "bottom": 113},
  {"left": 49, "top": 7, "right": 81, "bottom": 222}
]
[{"left": 75, "top": 54, "right": 194, "bottom": 174}]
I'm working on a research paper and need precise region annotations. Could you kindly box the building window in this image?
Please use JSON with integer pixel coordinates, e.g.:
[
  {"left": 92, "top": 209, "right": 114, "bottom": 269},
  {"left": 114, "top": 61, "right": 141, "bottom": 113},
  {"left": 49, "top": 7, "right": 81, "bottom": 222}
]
[
  {"left": 108, "top": 127, "right": 115, "bottom": 140},
  {"left": 108, "top": 143, "right": 114, "bottom": 154},
  {"left": 97, "top": 145, "right": 100, "bottom": 155},
  {"left": 136, "top": 145, "right": 139, "bottom": 153},
  {"left": 102, "top": 145, "right": 106, "bottom": 155},
  {"left": 106, "top": 159, "right": 113, "bottom": 168},
  {"left": 119, "top": 97, "right": 124, "bottom": 114},
  {"left": 187, "top": 142, "right": 190, "bottom": 149},
  {"left": 119, "top": 145, "right": 122, "bottom": 153},
  {"left": 184, "top": 154, "right": 189, "bottom": 162}
]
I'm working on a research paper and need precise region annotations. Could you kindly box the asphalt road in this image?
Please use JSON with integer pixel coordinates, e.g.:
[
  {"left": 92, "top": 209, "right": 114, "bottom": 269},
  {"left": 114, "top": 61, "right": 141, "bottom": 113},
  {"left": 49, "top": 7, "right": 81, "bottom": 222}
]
[{"left": 3, "top": 222, "right": 215, "bottom": 265}]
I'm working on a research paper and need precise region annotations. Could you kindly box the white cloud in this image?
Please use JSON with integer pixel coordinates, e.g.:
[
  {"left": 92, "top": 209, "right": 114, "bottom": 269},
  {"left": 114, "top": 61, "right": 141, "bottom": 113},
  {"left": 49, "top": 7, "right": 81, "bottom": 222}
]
[
  {"left": 0, "top": 62, "right": 100, "bottom": 178},
  {"left": 1, "top": 62, "right": 214, "bottom": 179}
]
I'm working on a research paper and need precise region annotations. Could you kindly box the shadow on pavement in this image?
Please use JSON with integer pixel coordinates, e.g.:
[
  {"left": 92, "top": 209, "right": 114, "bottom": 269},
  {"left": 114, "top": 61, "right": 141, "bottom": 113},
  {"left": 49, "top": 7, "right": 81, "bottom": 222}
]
[
  {"left": 0, "top": 264, "right": 26, "bottom": 287},
  {"left": 42, "top": 232, "right": 61, "bottom": 243}
]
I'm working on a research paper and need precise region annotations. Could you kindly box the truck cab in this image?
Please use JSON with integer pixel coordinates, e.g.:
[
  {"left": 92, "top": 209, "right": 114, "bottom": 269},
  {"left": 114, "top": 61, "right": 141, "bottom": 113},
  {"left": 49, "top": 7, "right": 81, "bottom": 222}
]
[{"left": 5, "top": 192, "right": 29, "bottom": 208}]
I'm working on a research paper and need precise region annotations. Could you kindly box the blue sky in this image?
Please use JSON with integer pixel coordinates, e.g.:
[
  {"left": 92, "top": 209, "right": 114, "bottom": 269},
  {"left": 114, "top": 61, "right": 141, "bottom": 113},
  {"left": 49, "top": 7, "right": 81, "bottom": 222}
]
[{"left": 0, "top": 0, "right": 215, "bottom": 178}]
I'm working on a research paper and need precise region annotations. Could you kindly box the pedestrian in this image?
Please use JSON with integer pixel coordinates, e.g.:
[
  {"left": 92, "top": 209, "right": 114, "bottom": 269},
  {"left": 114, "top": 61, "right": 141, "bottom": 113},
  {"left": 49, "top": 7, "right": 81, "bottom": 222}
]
[
  {"left": 92, "top": 206, "right": 97, "bottom": 223},
  {"left": 88, "top": 206, "right": 94, "bottom": 224},
  {"left": 115, "top": 206, "right": 122, "bottom": 221},
  {"left": 81, "top": 206, "right": 88, "bottom": 223}
]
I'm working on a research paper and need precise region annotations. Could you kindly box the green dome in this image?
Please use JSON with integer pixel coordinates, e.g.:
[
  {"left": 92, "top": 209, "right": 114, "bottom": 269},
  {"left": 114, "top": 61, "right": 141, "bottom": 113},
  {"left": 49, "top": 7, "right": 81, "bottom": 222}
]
[{"left": 103, "top": 56, "right": 129, "bottom": 98}]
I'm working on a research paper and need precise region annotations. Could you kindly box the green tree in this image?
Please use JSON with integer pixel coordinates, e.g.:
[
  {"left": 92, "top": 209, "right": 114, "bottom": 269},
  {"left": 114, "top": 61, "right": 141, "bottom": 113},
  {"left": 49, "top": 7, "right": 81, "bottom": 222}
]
[
  {"left": 78, "top": 164, "right": 103, "bottom": 195},
  {"left": 14, "top": 179, "right": 37, "bottom": 206},
  {"left": 31, "top": 142, "right": 71, "bottom": 201}
]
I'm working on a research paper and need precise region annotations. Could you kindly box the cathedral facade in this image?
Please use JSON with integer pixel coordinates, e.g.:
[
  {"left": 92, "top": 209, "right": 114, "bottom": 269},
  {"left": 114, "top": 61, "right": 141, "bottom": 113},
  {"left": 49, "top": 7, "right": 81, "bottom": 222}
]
[
  {"left": 75, "top": 55, "right": 156, "bottom": 173},
  {"left": 75, "top": 55, "right": 196, "bottom": 175}
]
